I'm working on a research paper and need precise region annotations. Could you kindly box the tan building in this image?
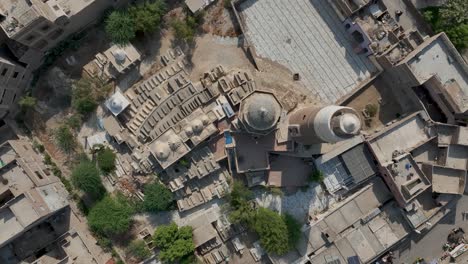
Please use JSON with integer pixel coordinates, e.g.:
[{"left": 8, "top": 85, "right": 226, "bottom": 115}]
[
  {"left": 84, "top": 43, "right": 141, "bottom": 82},
  {"left": 0, "top": 0, "right": 129, "bottom": 68},
  {"left": 0, "top": 52, "right": 29, "bottom": 119},
  {"left": 391, "top": 33, "right": 468, "bottom": 124},
  {"left": 0, "top": 0, "right": 130, "bottom": 120},
  {"left": 0, "top": 139, "right": 69, "bottom": 249}
]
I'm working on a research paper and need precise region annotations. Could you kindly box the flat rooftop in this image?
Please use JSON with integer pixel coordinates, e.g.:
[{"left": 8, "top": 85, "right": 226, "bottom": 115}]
[
  {"left": 388, "top": 155, "right": 431, "bottom": 202},
  {"left": 309, "top": 202, "right": 409, "bottom": 263},
  {"left": 238, "top": 0, "right": 376, "bottom": 103},
  {"left": 368, "top": 112, "right": 432, "bottom": 164},
  {"left": 407, "top": 35, "right": 468, "bottom": 94},
  {"left": 0, "top": 0, "right": 39, "bottom": 36},
  {"left": 430, "top": 165, "right": 466, "bottom": 194}
]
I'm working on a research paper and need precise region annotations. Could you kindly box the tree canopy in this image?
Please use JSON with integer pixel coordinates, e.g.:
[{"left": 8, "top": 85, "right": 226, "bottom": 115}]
[
  {"left": 228, "top": 180, "right": 253, "bottom": 208},
  {"left": 55, "top": 125, "right": 76, "bottom": 153},
  {"left": 96, "top": 148, "right": 116, "bottom": 174},
  {"left": 129, "top": 0, "right": 167, "bottom": 33},
  {"left": 283, "top": 213, "right": 301, "bottom": 248},
  {"left": 105, "top": 11, "right": 135, "bottom": 45},
  {"left": 153, "top": 222, "right": 194, "bottom": 262},
  {"left": 422, "top": 0, "right": 468, "bottom": 51},
  {"left": 227, "top": 181, "right": 301, "bottom": 255},
  {"left": 143, "top": 182, "right": 173, "bottom": 212},
  {"left": 88, "top": 195, "right": 133, "bottom": 236},
  {"left": 71, "top": 161, "right": 105, "bottom": 200},
  {"left": 251, "top": 208, "right": 291, "bottom": 255},
  {"left": 72, "top": 78, "right": 98, "bottom": 115}
]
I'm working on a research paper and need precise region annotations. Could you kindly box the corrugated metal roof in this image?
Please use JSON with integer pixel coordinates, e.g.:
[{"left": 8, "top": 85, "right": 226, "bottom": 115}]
[{"left": 341, "top": 144, "right": 376, "bottom": 184}]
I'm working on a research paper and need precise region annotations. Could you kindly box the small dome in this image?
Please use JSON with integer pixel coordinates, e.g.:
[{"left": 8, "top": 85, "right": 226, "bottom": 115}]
[
  {"left": 184, "top": 126, "right": 193, "bottom": 136},
  {"left": 168, "top": 135, "right": 181, "bottom": 151},
  {"left": 201, "top": 115, "right": 210, "bottom": 125},
  {"left": 242, "top": 93, "right": 281, "bottom": 132},
  {"left": 109, "top": 98, "right": 123, "bottom": 113},
  {"left": 113, "top": 49, "right": 126, "bottom": 63},
  {"left": 153, "top": 142, "right": 170, "bottom": 160},
  {"left": 192, "top": 119, "right": 204, "bottom": 134},
  {"left": 339, "top": 113, "right": 361, "bottom": 134}
]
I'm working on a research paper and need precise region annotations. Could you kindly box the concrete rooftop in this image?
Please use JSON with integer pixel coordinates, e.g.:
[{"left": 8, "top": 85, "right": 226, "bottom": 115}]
[{"left": 239, "top": 0, "right": 376, "bottom": 103}]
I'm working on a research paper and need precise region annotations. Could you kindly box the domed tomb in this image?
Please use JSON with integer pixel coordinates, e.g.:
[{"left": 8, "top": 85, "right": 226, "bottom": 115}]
[
  {"left": 153, "top": 141, "right": 171, "bottom": 160},
  {"left": 241, "top": 92, "right": 282, "bottom": 132}
]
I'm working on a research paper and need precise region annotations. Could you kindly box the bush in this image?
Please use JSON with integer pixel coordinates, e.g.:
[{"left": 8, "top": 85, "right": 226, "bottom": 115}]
[
  {"left": 129, "top": 0, "right": 167, "bottom": 34},
  {"left": 32, "top": 140, "right": 45, "bottom": 153},
  {"left": 88, "top": 195, "right": 133, "bottom": 236},
  {"left": 153, "top": 222, "right": 194, "bottom": 263},
  {"left": 310, "top": 170, "right": 324, "bottom": 183},
  {"left": 224, "top": 0, "right": 232, "bottom": 9},
  {"left": 105, "top": 10, "right": 136, "bottom": 45},
  {"left": 127, "top": 240, "right": 151, "bottom": 261},
  {"left": 55, "top": 125, "right": 76, "bottom": 153},
  {"left": 365, "top": 104, "right": 378, "bottom": 118},
  {"left": 269, "top": 187, "right": 284, "bottom": 197},
  {"left": 71, "top": 161, "right": 105, "bottom": 200},
  {"left": 18, "top": 96, "right": 37, "bottom": 111},
  {"left": 143, "top": 182, "right": 173, "bottom": 212},
  {"left": 171, "top": 13, "right": 203, "bottom": 43},
  {"left": 96, "top": 148, "right": 116, "bottom": 174},
  {"left": 44, "top": 153, "right": 52, "bottom": 165},
  {"left": 67, "top": 114, "right": 83, "bottom": 130}
]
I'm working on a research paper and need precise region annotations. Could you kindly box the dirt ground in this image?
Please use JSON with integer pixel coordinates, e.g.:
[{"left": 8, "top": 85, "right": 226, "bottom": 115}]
[{"left": 345, "top": 76, "right": 405, "bottom": 131}]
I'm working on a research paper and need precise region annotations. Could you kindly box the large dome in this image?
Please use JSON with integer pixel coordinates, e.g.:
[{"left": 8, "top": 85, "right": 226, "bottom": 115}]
[
  {"left": 153, "top": 141, "right": 170, "bottom": 160},
  {"left": 242, "top": 93, "right": 281, "bottom": 132}
]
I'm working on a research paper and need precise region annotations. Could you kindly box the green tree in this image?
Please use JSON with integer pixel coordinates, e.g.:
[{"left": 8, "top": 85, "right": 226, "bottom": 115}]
[
  {"left": 55, "top": 125, "right": 76, "bottom": 153},
  {"left": 129, "top": 0, "right": 167, "bottom": 33},
  {"left": 446, "top": 24, "right": 468, "bottom": 51},
  {"left": 96, "top": 148, "right": 116, "bottom": 174},
  {"left": 105, "top": 11, "right": 136, "bottom": 45},
  {"left": 126, "top": 240, "right": 151, "bottom": 261},
  {"left": 421, "top": 1, "right": 468, "bottom": 51},
  {"left": 18, "top": 96, "right": 37, "bottom": 111},
  {"left": 71, "top": 161, "right": 105, "bottom": 200},
  {"left": 143, "top": 182, "right": 173, "bottom": 212},
  {"left": 251, "top": 208, "right": 290, "bottom": 255},
  {"left": 153, "top": 223, "right": 194, "bottom": 263},
  {"left": 228, "top": 181, "right": 253, "bottom": 208},
  {"left": 283, "top": 214, "right": 301, "bottom": 248},
  {"left": 439, "top": 0, "right": 468, "bottom": 25},
  {"left": 72, "top": 78, "right": 98, "bottom": 115},
  {"left": 88, "top": 195, "right": 133, "bottom": 236}
]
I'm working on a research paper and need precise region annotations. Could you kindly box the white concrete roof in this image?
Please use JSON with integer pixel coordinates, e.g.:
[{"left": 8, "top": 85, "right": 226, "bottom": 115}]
[{"left": 105, "top": 91, "right": 130, "bottom": 116}]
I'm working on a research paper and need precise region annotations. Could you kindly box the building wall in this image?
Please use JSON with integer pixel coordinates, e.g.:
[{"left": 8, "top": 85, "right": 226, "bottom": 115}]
[
  {"left": 288, "top": 106, "right": 322, "bottom": 145},
  {"left": 2, "top": 0, "right": 131, "bottom": 67},
  {"left": 0, "top": 56, "right": 29, "bottom": 119}
]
